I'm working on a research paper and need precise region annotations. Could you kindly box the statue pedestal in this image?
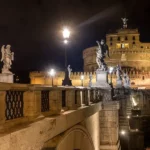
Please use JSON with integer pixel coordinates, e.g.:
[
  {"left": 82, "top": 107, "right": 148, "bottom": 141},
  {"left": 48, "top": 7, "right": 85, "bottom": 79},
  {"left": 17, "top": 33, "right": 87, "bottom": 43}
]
[
  {"left": 62, "top": 70, "right": 72, "bottom": 86},
  {"left": 62, "top": 79, "right": 72, "bottom": 86},
  {"left": 0, "top": 73, "right": 14, "bottom": 83},
  {"left": 93, "top": 69, "right": 111, "bottom": 88}
]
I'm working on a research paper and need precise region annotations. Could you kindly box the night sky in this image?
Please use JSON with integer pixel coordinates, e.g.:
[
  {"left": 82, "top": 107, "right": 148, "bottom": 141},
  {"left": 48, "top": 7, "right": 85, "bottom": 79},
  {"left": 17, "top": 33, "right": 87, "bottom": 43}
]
[{"left": 0, "top": 0, "right": 150, "bottom": 82}]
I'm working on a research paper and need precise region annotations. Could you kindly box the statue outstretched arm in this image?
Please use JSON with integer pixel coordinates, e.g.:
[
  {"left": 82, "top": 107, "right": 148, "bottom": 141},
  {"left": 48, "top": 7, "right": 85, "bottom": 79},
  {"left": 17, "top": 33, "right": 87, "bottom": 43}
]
[{"left": 1, "top": 45, "right": 5, "bottom": 62}]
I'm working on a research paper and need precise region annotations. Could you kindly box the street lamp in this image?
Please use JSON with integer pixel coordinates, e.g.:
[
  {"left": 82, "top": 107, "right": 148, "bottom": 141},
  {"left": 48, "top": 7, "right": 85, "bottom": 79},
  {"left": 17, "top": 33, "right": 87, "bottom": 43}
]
[
  {"left": 120, "top": 130, "right": 126, "bottom": 135},
  {"left": 48, "top": 69, "right": 56, "bottom": 86},
  {"left": 63, "top": 28, "right": 70, "bottom": 39},
  {"left": 62, "top": 28, "right": 70, "bottom": 68},
  {"left": 109, "top": 67, "right": 114, "bottom": 84},
  {"left": 81, "top": 75, "right": 84, "bottom": 86}
]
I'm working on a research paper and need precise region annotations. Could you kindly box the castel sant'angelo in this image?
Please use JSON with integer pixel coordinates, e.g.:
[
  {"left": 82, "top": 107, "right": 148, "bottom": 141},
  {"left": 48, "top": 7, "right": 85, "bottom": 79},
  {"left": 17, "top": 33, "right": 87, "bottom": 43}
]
[{"left": 30, "top": 18, "right": 150, "bottom": 87}]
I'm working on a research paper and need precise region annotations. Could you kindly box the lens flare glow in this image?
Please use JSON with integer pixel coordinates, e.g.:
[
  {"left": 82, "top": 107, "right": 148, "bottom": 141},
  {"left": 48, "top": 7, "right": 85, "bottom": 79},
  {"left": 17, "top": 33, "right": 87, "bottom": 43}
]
[{"left": 62, "top": 28, "right": 70, "bottom": 39}]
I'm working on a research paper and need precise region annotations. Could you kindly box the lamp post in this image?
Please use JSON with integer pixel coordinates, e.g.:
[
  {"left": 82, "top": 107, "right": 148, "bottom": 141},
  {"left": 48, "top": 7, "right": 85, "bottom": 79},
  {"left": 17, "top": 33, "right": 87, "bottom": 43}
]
[
  {"left": 48, "top": 69, "right": 56, "bottom": 86},
  {"left": 109, "top": 67, "right": 114, "bottom": 84},
  {"left": 62, "top": 28, "right": 70, "bottom": 68},
  {"left": 81, "top": 75, "right": 84, "bottom": 86}
]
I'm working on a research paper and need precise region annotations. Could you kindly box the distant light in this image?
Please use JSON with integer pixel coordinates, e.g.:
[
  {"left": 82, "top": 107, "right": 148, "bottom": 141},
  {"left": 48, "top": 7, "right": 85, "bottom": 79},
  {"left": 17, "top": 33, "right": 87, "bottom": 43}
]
[
  {"left": 132, "top": 97, "right": 138, "bottom": 106},
  {"left": 62, "top": 28, "right": 70, "bottom": 39},
  {"left": 64, "top": 39, "right": 68, "bottom": 44},
  {"left": 127, "top": 115, "right": 130, "bottom": 119},
  {"left": 136, "top": 129, "right": 139, "bottom": 131},
  {"left": 81, "top": 75, "right": 84, "bottom": 80},
  {"left": 109, "top": 67, "right": 114, "bottom": 73},
  {"left": 137, "top": 115, "right": 139, "bottom": 117},
  {"left": 48, "top": 69, "right": 56, "bottom": 77},
  {"left": 120, "top": 130, "right": 126, "bottom": 135}
]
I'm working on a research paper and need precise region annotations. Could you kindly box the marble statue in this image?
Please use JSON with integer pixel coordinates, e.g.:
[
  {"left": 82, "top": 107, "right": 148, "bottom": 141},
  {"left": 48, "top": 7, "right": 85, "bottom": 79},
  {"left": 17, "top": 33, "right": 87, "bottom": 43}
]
[
  {"left": 89, "top": 73, "right": 92, "bottom": 87},
  {"left": 123, "top": 73, "right": 130, "bottom": 87},
  {"left": 67, "top": 65, "right": 72, "bottom": 78},
  {"left": 96, "top": 39, "right": 109, "bottom": 71},
  {"left": 115, "top": 64, "right": 123, "bottom": 87},
  {"left": 116, "top": 65, "right": 122, "bottom": 80},
  {"left": 1, "top": 45, "right": 14, "bottom": 74},
  {"left": 121, "top": 18, "right": 128, "bottom": 28}
]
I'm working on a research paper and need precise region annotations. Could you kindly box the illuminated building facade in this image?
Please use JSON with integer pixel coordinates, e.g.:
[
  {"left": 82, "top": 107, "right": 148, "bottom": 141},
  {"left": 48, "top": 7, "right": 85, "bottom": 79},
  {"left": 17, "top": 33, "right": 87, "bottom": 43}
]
[{"left": 83, "top": 20, "right": 150, "bottom": 72}]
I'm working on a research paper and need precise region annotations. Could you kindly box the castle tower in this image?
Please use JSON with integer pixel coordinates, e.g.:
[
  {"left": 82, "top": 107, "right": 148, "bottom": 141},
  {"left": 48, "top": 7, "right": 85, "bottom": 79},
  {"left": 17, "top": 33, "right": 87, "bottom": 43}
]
[{"left": 83, "top": 18, "right": 150, "bottom": 72}]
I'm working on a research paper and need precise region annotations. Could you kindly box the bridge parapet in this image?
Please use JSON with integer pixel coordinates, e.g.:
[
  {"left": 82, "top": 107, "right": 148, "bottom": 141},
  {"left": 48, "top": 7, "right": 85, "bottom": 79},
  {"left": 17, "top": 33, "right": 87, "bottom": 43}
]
[{"left": 0, "top": 83, "right": 108, "bottom": 132}]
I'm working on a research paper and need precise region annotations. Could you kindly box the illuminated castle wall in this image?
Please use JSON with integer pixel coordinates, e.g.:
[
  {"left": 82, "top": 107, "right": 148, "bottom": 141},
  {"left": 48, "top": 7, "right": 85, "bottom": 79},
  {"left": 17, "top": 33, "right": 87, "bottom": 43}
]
[{"left": 30, "top": 70, "right": 150, "bottom": 87}]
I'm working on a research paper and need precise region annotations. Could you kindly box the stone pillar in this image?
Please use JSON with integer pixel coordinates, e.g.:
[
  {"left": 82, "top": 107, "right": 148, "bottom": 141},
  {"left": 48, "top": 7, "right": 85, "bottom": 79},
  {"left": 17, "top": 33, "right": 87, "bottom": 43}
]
[
  {"left": 77, "top": 90, "right": 81, "bottom": 107},
  {"left": 83, "top": 90, "right": 89, "bottom": 106},
  {"left": 100, "top": 101, "right": 120, "bottom": 150},
  {"left": 80, "top": 90, "right": 84, "bottom": 106},
  {"left": 87, "top": 89, "right": 91, "bottom": 105},
  {"left": 66, "top": 90, "right": 76, "bottom": 109},
  {"left": 0, "top": 91, "right": 6, "bottom": 125},
  {"left": 49, "top": 90, "right": 62, "bottom": 114},
  {"left": 24, "top": 91, "right": 41, "bottom": 118}
]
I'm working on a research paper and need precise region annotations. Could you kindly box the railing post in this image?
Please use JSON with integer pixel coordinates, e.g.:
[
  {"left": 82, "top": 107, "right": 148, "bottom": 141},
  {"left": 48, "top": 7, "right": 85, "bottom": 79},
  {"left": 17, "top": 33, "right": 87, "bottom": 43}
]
[
  {"left": 80, "top": 90, "right": 84, "bottom": 106},
  {"left": 24, "top": 91, "right": 41, "bottom": 118},
  {"left": 77, "top": 90, "right": 81, "bottom": 107},
  {"left": 83, "top": 89, "right": 89, "bottom": 106},
  {"left": 87, "top": 89, "right": 91, "bottom": 105},
  {"left": 66, "top": 90, "right": 76, "bottom": 109},
  {"left": 0, "top": 91, "right": 6, "bottom": 125},
  {"left": 93, "top": 88, "right": 96, "bottom": 102},
  {"left": 49, "top": 90, "right": 61, "bottom": 114}
]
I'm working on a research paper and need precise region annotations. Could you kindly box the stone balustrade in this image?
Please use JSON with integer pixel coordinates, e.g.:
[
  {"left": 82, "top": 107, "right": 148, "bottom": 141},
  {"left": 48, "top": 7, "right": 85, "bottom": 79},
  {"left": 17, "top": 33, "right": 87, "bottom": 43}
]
[{"left": 0, "top": 83, "right": 105, "bottom": 132}]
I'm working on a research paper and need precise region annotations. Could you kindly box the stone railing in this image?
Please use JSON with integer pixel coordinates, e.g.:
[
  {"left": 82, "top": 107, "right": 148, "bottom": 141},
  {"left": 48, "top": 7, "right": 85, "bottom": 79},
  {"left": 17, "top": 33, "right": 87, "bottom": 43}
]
[{"left": 0, "top": 83, "right": 106, "bottom": 131}]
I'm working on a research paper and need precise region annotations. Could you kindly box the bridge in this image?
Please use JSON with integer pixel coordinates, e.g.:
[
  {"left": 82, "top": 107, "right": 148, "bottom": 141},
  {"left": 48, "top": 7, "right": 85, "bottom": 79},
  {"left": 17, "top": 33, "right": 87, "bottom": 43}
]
[{"left": 0, "top": 83, "right": 149, "bottom": 150}]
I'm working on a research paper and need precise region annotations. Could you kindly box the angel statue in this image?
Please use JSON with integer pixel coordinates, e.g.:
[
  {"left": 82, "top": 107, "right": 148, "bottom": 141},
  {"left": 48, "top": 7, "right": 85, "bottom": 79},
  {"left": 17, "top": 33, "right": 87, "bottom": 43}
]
[
  {"left": 1, "top": 45, "right": 14, "bottom": 74},
  {"left": 67, "top": 65, "right": 72, "bottom": 78},
  {"left": 123, "top": 73, "right": 130, "bottom": 87},
  {"left": 121, "top": 18, "right": 128, "bottom": 28},
  {"left": 116, "top": 64, "right": 122, "bottom": 81},
  {"left": 96, "top": 39, "right": 109, "bottom": 71}
]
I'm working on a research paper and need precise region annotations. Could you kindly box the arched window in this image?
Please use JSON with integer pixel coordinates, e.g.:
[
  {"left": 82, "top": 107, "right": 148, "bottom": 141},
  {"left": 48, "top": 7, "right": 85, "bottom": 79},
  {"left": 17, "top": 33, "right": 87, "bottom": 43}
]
[
  {"left": 110, "top": 42, "right": 113, "bottom": 46},
  {"left": 141, "top": 46, "right": 143, "bottom": 48},
  {"left": 117, "top": 37, "right": 120, "bottom": 41},
  {"left": 125, "top": 36, "right": 128, "bottom": 40},
  {"left": 110, "top": 37, "right": 113, "bottom": 41},
  {"left": 133, "top": 36, "right": 135, "bottom": 40},
  {"left": 133, "top": 42, "right": 135, "bottom": 44}
]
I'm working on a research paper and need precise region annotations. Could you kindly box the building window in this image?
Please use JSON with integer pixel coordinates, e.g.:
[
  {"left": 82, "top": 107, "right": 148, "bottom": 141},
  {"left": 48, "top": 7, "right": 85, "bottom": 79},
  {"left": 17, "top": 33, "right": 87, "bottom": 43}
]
[
  {"left": 133, "top": 36, "right": 135, "bottom": 40},
  {"left": 110, "top": 42, "right": 113, "bottom": 46},
  {"left": 110, "top": 37, "right": 113, "bottom": 41},
  {"left": 125, "top": 36, "right": 128, "bottom": 40},
  {"left": 121, "top": 43, "right": 125, "bottom": 48},
  {"left": 117, "top": 37, "right": 120, "bottom": 41},
  {"left": 141, "top": 46, "right": 143, "bottom": 48},
  {"left": 142, "top": 76, "right": 145, "bottom": 80},
  {"left": 133, "top": 42, "right": 135, "bottom": 44}
]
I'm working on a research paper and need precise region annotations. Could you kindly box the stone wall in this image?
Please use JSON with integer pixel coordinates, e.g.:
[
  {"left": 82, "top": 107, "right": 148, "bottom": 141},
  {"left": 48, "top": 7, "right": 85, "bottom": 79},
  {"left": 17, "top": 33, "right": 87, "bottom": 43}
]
[{"left": 30, "top": 71, "right": 150, "bottom": 88}]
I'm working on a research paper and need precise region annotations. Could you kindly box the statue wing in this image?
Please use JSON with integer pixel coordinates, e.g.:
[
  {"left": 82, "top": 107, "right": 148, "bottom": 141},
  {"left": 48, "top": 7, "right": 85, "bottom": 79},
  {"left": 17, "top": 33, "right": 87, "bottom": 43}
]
[
  {"left": 96, "top": 41, "right": 101, "bottom": 48},
  {"left": 1, "top": 45, "right": 5, "bottom": 62}
]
